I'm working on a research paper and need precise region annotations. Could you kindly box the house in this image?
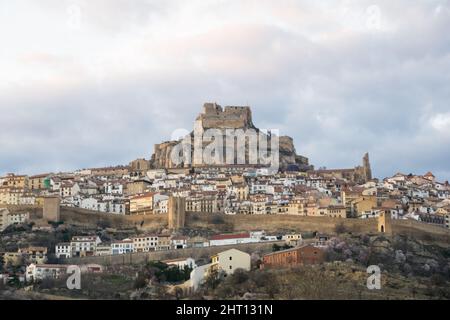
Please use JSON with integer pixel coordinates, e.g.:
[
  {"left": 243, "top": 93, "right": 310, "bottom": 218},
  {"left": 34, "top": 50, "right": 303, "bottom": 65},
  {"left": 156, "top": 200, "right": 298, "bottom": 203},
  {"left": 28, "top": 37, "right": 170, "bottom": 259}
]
[
  {"left": 71, "top": 236, "right": 101, "bottom": 257},
  {"left": 326, "top": 205, "right": 347, "bottom": 218},
  {"left": 0, "top": 174, "right": 28, "bottom": 189},
  {"left": 283, "top": 234, "right": 302, "bottom": 246},
  {"left": 162, "top": 257, "right": 197, "bottom": 270},
  {"left": 210, "top": 248, "right": 251, "bottom": 276},
  {"left": 352, "top": 196, "right": 377, "bottom": 217},
  {"left": 55, "top": 243, "right": 71, "bottom": 259},
  {"left": 111, "top": 239, "right": 134, "bottom": 255},
  {"left": 95, "top": 244, "right": 112, "bottom": 256},
  {"left": 187, "top": 236, "right": 210, "bottom": 248},
  {"left": 209, "top": 233, "right": 255, "bottom": 246},
  {"left": 28, "top": 174, "right": 50, "bottom": 190},
  {"left": 26, "top": 264, "right": 67, "bottom": 282},
  {"left": 156, "top": 234, "right": 171, "bottom": 251},
  {"left": 1, "top": 252, "right": 22, "bottom": 267},
  {"left": 132, "top": 235, "right": 158, "bottom": 252},
  {"left": 18, "top": 247, "right": 48, "bottom": 264},
  {"left": 0, "top": 208, "right": 29, "bottom": 231},
  {"left": 104, "top": 181, "right": 124, "bottom": 195},
  {"left": 153, "top": 194, "right": 169, "bottom": 214},
  {"left": 129, "top": 192, "right": 154, "bottom": 214},
  {"left": 171, "top": 236, "right": 188, "bottom": 249},
  {"left": 261, "top": 245, "right": 325, "bottom": 269},
  {"left": 315, "top": 234, "right": 330, "bottom": 247},
  {"left": 60, "top": 181, "right": 80, "bottom": 198},
  {"left": 126, "top": 179, "right": 152, "bottom": 196}
]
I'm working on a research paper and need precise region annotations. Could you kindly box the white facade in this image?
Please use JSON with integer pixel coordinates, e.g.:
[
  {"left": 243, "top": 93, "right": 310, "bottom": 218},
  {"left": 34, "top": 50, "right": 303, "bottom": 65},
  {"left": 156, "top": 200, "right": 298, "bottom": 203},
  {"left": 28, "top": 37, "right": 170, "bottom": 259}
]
[
  {"left": 171, "top": 237, "right": 188, "bottom": 249},
  {"left": 164, "top": 257, "right": 197, "bottom": 270},
  {"left": 55, "top": 243, "right": 71, "bottom": 259},
  {"left": 0, "top": 209, "right": 29, "bottom": 231},
  {"left": 26, "top": 264, "right": 67, "bottom": 282},
  {"left": 111, "top": 239, "right": 134, "bottom": 255},
  {"left": 211, "top": 248, "right": 251, "bottom": 275},
  {"left": 209, "top": 234, "right": 256, "bottom": 247},
  {"left": 71, "top": 236, "right": 101, "bottom": 257}
]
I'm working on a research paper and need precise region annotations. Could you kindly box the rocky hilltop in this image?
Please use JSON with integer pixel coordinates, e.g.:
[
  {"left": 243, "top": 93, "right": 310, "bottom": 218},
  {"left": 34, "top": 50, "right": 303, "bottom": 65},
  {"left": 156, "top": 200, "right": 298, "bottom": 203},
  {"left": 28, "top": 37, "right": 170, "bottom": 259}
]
[{"left": 150, "top": 103, "right": 312, "bottom": 171}]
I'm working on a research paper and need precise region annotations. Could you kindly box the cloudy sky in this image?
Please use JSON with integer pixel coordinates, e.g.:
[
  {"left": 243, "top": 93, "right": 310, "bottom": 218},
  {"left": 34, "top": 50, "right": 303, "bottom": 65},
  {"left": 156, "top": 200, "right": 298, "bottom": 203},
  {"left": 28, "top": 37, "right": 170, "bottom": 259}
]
[{"left": 1, "top": 0, "right": 449, "bottom": 181}]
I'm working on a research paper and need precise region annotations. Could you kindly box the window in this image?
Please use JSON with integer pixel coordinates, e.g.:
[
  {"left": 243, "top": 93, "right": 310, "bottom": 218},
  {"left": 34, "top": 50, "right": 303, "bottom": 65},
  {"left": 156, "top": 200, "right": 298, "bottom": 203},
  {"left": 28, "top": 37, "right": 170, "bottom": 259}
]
[{"left": 229, "top": 256, "right": 232, "bottom": 260}]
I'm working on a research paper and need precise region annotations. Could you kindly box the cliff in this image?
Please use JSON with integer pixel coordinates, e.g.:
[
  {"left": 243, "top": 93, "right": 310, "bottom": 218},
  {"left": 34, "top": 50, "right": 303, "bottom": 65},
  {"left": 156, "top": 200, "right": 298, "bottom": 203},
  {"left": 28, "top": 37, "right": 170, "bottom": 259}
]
[{"left": 150, "top": 103, "right": 312, "bottom": 171}]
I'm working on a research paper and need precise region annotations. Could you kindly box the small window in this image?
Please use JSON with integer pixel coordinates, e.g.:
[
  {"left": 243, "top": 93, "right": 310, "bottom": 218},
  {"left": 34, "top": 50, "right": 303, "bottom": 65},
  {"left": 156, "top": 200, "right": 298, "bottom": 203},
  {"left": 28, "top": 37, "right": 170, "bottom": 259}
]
[
  {"left": 229, "top": 256, "right": 232, "bottom": 260},
  {"left": 229, "top": 266, "right": 232, "bottom": 269}
]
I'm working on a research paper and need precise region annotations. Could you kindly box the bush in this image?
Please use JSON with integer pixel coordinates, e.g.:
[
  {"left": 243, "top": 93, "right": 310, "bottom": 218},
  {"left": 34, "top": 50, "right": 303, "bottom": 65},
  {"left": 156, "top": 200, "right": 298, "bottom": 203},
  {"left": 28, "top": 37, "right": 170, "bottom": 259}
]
[
  {"left": 134, "top": 274, "right": 147, "bottom": 289},
  {"left": 334, "top": 222, "right": 348, "bottom": 234}
]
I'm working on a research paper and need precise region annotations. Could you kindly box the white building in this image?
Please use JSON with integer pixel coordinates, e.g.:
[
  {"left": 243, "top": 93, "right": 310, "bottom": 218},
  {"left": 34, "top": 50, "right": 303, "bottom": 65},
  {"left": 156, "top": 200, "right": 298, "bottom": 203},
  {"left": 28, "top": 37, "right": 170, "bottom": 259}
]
[
  {"left": 55, "top": 243, "right": 71, "bottom": 259},
  {"left": 71, "top": 236, "right": 101, "bottom": 257},
  {"left": 153, "top": 194, "right": 169, "bottom": 214},
  {"left": 111, "top": 239, "right": 134, "bottom": 255},
  {"left": 26, "top": 264, "right": 67, "bottom": 282},
  {"left": 211, "top": 248, "right": 251, "bottom": 275},
  {"left": 163, "top": 257, "right": 197, "bottom": 270},
  {"left": 0, "top": 208, "right": 29, "bottom": 231},
  {"left": 171, "top": 236, "right": 188, "bottom": 249},
  {"left": 209, "top": 233, "right": 255, "bottom": 247}
]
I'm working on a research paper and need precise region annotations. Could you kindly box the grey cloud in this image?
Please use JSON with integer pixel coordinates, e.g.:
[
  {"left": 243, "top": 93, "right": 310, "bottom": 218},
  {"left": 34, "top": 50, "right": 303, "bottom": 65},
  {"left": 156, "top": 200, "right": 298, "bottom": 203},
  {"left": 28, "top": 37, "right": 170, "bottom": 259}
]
[{"left": 1, "top": 1, "right": 449, "bottom": 181}]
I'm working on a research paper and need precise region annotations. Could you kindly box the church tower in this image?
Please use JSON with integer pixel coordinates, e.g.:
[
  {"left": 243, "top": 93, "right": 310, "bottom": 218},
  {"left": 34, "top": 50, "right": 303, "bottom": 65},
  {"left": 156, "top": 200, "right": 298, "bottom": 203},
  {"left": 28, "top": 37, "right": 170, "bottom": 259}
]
[{"left": 363, "top": 153, "right": 372, "bottom": 181}]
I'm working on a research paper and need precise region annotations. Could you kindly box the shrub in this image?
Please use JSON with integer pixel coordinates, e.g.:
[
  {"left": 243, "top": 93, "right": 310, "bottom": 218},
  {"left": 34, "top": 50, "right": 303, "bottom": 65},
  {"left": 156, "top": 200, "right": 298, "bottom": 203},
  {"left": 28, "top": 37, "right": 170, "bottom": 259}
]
[{"left": 334, "top": 222, "right": 348, "bottom": 234}]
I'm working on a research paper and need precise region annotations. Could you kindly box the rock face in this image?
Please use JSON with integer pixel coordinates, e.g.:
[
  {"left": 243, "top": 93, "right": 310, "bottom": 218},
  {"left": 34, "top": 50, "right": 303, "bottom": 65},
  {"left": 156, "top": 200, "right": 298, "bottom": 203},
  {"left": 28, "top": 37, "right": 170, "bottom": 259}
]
[{"left": 150, "top": 102, "right": 312, "bottom": 171}]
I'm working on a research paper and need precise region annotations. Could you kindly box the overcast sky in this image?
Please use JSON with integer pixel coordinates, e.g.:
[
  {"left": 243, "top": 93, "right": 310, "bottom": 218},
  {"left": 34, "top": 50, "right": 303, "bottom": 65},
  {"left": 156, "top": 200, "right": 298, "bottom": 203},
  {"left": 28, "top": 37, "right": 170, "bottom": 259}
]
[{"left": 1, "top": 0, "right": 449, "bottom": 181}]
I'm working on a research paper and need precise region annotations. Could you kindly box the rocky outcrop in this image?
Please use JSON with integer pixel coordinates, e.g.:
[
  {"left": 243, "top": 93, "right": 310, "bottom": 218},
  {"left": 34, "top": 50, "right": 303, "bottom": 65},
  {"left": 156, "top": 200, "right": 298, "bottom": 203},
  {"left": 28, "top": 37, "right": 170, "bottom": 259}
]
[{"left": 150, "top": 103, "right": 312, "bottom": 171}]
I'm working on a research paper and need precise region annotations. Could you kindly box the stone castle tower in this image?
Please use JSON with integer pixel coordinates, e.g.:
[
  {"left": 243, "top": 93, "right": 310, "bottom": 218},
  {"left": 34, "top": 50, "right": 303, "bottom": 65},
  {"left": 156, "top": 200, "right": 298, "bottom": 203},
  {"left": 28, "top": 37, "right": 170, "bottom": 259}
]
[
  {"left": 378, "top": 210, "right": 392, "bottom": 234},
  {"left": 43, "top": 196, "right": 61, "bottom": 222},
  {"left": 168, "top": 196, "right": 186, "bottom": 230}
]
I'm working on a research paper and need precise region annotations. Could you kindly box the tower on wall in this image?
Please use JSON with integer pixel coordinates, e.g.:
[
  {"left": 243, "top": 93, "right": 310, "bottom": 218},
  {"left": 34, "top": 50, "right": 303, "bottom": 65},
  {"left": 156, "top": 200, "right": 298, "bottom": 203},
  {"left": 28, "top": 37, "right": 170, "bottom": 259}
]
[
  {"left": 377, "top": 210, "right": 392, "bottom": 234},
  {"left": 43, "top": 196, "right": 61, "bottom": 222},
  {"left": 168, "top": 196, "right": 186, "bottom": 230}
]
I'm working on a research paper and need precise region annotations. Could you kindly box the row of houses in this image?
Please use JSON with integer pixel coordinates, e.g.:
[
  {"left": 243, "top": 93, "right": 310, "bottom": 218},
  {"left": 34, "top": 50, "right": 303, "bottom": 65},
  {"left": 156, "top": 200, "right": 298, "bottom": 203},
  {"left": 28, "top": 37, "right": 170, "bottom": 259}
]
[
  {"left": 0, "top": 247, "right": 48, "bottom": 267},
  {"left": 55, "top": 231, "right": 298, "bottom": 259},
  {"left": 0, "top": 208, "right": 29, "bottom": 231}
]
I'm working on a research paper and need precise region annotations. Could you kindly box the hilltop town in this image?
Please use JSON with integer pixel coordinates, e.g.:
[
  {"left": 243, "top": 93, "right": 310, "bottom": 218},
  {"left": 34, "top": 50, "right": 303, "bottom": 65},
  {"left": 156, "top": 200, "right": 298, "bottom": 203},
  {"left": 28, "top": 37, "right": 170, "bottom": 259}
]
[{"left": 1, "top": 103, "right": 449, "bottom": 300}]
